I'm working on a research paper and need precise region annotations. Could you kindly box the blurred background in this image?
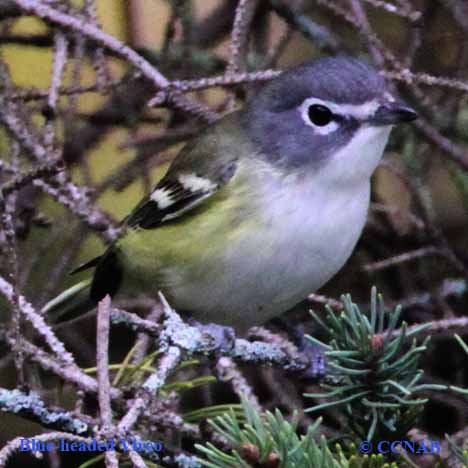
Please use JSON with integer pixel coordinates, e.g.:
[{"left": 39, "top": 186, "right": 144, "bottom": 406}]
[{"left": 0, "top": 0, "right": 467, "bottom": 466}]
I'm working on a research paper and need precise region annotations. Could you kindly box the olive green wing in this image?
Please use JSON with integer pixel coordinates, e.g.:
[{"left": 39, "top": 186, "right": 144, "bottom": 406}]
[
  {"left": 124, "top": 112, "right": 244, "bottom": 230},
  {"left": 87, "top": 112, "right": 248, "bottom": 302}
]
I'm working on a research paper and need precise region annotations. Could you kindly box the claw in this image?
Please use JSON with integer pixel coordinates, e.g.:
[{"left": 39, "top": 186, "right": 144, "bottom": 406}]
[{"left": 193, "top": 322, "right": 236, "bottom": 353}]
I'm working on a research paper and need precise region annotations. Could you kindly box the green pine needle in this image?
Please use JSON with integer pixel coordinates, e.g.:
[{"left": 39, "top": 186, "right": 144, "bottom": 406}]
[
  {"left": 306, "top": 287, "right": 436, "bottom": 441},
  {"left": 195, "top": 396, "right": 402, "bottom": 467}
]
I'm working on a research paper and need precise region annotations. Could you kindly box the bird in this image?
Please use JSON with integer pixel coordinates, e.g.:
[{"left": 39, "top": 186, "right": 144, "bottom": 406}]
[{"left": 45, "top": 56, "right": 417, "bottom": 332}]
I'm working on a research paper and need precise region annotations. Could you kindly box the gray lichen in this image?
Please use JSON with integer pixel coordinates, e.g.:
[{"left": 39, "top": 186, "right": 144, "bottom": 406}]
[{"left": 0, "top": 388, "right": 88, "bottom": 434}]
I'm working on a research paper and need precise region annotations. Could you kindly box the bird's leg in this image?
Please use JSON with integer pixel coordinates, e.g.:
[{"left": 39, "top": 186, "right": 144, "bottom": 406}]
[
  {"left": 183, "top": 316, "right": 236, "bottom": 379},
  {"left": 184, "top": 313, "right": 236, "bottom": 354}
]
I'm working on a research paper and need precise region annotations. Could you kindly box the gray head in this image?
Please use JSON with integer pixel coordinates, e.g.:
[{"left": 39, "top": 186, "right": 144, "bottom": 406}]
[{"left": 241, "top": 56, "right": 416, "bottom": 180}]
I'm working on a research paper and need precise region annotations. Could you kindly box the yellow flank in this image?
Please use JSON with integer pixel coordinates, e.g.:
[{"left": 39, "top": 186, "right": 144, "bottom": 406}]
[{"left": 116, "top": 167, "right": 260, "bottom": 295}]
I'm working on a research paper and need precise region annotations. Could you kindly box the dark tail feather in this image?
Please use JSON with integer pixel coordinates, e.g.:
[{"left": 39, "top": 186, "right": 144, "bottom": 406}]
[
  {"left": 70, "top": 256, "right": 102, "bottom": 275},
  {"left": 43, "top": 250, "right": 123, "bottom": 323},
  {"left": 90, "top": 249, "right": 123, "bottom": 302}
]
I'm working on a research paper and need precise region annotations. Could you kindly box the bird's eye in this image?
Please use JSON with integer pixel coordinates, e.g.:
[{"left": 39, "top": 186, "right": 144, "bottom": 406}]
[{"left": 307, "top": 104, "right": 333, "bottom": 126}]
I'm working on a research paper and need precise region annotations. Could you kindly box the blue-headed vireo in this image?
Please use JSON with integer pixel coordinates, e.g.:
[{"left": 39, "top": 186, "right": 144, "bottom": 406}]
[{"left": 45, "top": 56, "right": 417, "bottom": 331}]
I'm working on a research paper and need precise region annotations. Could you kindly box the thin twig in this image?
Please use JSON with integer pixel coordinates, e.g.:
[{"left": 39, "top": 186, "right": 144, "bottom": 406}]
[
  {"left": 13, "top": 0, "right": 218, "bottom": 122},
  {"left": 0, "top": 275, "right": 76, "bottom": 366},
  {"left": 0, "top": 432, "right": 93, "bottom": 467},
  {"left": 216, "top": 357, "right": 261, "bottom": 410},
  {"left": 96, "top": 296, "right": 119, "bottom": 468},
  {"left": 97, "top": 296, "right": 114, "bottom": 427},
  {"left": 349, "top": 0, "right": 384, "bottom": 67},
  {"left": 47, "top": 31, "right": 68, "bottom": 116},
  {"left": 227, "top": 0, "right": 259, "bottom": 74},
  {"left": 362, "top": 246, "right": 442, "bottom": 272}
]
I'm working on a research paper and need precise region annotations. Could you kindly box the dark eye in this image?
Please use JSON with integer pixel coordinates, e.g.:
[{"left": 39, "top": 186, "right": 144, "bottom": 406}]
[{"left": 308, "top": 104, "right": 333, "bottom": 126}]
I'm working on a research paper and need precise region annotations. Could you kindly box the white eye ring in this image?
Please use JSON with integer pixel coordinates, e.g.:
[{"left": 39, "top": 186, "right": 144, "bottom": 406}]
[{"left": 299, "top": 98, "right": 339, "bottom": 135}]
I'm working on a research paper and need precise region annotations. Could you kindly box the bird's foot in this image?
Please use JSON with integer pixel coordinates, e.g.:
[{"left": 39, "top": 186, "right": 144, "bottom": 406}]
[
  {"left": 187, "top": 320, "right": 236, "bottom": 379},
  {"left": 188, "top": 318, "right": 236, "bottom": 353}
]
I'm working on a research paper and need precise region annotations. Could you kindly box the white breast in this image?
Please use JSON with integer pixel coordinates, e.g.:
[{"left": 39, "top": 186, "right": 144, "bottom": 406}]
[
  {"left": 167, "top": 124, "right": 391, "bottom": 330},
  {"left": 170, "top": 162, "right": 370, "bottom": 330},
  {"left": 244, "top": 169, "right": 371, "bottom": 316}
]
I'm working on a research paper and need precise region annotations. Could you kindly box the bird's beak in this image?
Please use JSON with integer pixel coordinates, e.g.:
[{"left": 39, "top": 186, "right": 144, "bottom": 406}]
[{"left": 370, "top": 102, "right": 418, "bottom": 126}]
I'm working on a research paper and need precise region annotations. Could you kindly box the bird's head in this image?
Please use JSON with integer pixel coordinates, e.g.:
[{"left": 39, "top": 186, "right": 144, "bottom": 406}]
[{"left": 241, "top": 56, "right": 417, "bottom": 184}]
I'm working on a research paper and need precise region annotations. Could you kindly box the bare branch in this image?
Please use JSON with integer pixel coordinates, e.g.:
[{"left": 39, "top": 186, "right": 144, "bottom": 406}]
[{"left": 12, "top": 0, "right": 218, "bottom": 122}]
